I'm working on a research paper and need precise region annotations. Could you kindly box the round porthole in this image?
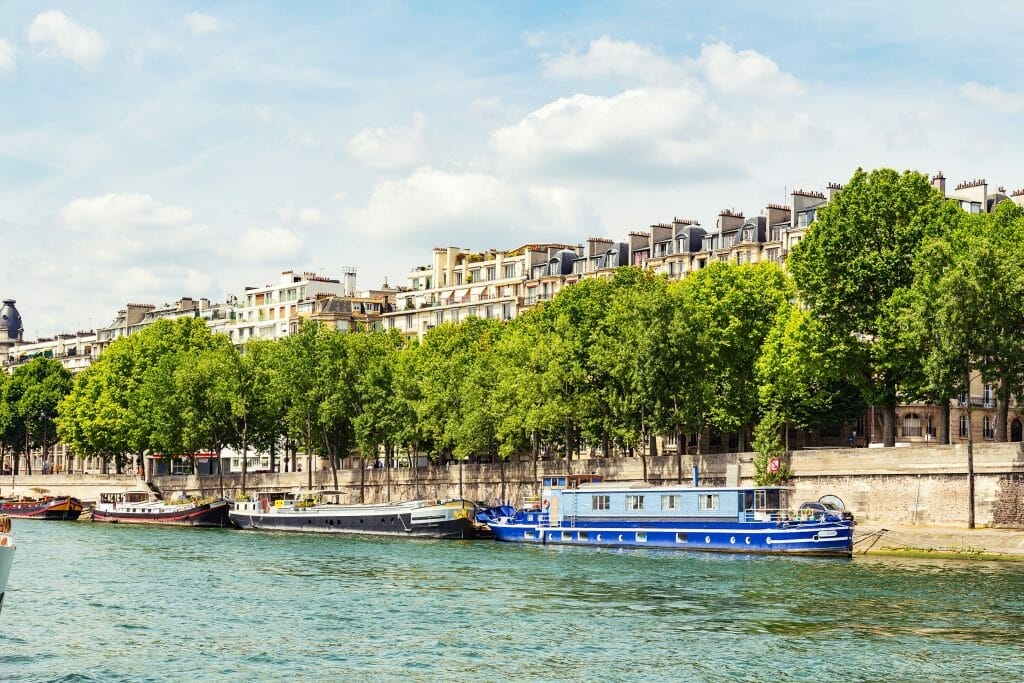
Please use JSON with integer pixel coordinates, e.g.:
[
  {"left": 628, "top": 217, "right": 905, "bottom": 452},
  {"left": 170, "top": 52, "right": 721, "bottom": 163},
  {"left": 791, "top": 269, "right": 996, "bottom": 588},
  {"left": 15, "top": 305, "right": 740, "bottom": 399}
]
[
  {"left": 745, "top": 536, "right": 751, "bottom": 545},
  {"left": 705, "top": 536, "right": 711, "bottom": 544},
  {"left": 730, "top": 536, "right": 735, "bottom": 544}
]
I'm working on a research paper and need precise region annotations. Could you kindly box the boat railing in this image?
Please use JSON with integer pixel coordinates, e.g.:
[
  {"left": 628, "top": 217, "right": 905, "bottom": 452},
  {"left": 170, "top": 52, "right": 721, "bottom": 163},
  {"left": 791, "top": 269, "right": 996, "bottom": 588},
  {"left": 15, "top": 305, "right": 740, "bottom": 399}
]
[{"left": 742, "top": 509, "right": 790, "bottom": 523}]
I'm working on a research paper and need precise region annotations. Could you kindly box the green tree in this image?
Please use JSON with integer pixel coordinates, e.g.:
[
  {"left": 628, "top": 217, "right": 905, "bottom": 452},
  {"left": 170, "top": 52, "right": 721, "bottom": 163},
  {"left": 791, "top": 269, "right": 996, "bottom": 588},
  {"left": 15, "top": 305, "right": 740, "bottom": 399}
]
[
  {"left": 907, "top": 200, "right": 1024, "bottom": 527},
  {"left": 7, "top": 357, "right": 72, "bottom": 475},
  {"left": 274, "top": 321, "right": 332, "bottom": 491},
  {"left": 348, "top": 329, "right": 406, "bottom": 501},
  {"left": 674, "top": 261, "right": 793, "bottom": 453},
  {"left": 756, "top": 302, "right": 865, "bottom": 452},
  {"left": 592, "top": 271, "right": 675, "bottom": 480},
  {"left": 789, "top": 168, "right": 945, "bottom": 446}
]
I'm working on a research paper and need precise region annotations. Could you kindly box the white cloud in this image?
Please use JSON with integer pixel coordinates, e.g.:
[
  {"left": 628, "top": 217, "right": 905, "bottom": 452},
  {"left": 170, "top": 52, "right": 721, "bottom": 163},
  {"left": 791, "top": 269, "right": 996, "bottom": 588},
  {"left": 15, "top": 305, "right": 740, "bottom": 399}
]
[
  {"left": 298, "top": 208, "right": 324, "bottom": 225},
  {"left": 59, "top": 193, "right": 207, "bottom": 264},
  {"left": 492, "top": 86, "right": 719, "bottom": 178},
  {"left": 522, "top": 31, "right": 546, "bottom": 49},
  {"left": 746, "top": 110, "right": 825, "bottom": 145},
  {"left": 543, "top": 36, "right": 685, "bottom": 83},
  {"left": 27, "top": 11, "right": 109, "bottom": 69},
  {"left": 286, "top": 119, "right": 323, "bottom": 148},
  {"left": 238, "top": 227, "right": 303, "bottom": 264},
  {"left": 62, "top": 193, "right": 193, "bottom": 230},
  {"left": 348, "top": 112, "right": 426, "bottom": 169},
  {"left": 0, "top": 39, "right": 16, "bottom": 71},
  {"left": 185, "top": 12, "right": 229, "bottom": 35},
  {"left": 276, "top": 204, "right": 325, "bottom": 225},
  {"left": 342, "top": 167, "right": 594, "bottom": 240},
  {"left": 254, "top": 105, "right": 272, "bottom": 123},
  {"left": 959, "top": 81, "right": 1024, "bottom": 114},
  {"left": 697, "top": 42, "right": 804, "bottom": 95}
]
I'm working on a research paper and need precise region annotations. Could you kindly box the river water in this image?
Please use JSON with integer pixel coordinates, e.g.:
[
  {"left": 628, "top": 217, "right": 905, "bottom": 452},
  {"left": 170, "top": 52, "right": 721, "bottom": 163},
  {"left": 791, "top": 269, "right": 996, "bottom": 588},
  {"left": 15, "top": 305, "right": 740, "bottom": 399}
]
[{"left": 1, "top": 520, "right": 1022, "bottom": 682}]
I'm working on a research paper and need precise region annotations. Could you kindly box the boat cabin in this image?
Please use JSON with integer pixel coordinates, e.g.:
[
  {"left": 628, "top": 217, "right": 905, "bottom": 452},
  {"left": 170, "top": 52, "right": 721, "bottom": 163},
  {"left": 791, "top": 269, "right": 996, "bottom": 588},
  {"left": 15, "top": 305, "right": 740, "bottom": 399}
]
[
  {"left": 98, "top": 491, "right": 155, "bottom": 510},
  {"left": 539, "top": 475, "right": 602, "bottom": 511},
  {"left": 547, "top": 484, "right": 791, "bottom": 524}
]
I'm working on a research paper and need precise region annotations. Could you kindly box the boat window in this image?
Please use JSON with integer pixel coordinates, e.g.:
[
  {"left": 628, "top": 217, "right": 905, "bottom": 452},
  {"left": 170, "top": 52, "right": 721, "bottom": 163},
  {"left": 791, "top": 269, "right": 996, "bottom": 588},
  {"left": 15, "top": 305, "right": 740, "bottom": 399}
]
[
  {"left": 754, "top": 490, "right": 766, "bottom": 511},
  {"left": 636, "top": 532, "right": 647, "bottom": 543},
  {"left": 661, "top": 494, "right": 680, "bottom": 511},
  {"left": 626, "top": 495, "right": 645, "bottom": 511},
  {"left": 675, "top": 532, "right": 688, "bottom": 543},
  {"left": 592, "top": 495, "right": 610, "bottom": 511},
  {"left": 578, "top": 531, "right": 589, "bottom": 541},
  {"left": 698, "top": 494, "right": 720, "bottom": 511}
]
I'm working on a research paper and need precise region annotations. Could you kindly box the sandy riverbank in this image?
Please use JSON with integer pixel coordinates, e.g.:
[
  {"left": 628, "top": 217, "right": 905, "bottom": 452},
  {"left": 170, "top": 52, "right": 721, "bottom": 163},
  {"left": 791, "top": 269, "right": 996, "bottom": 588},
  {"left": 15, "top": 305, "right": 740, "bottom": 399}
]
[{"left": 855, "top": 524, "right": 1024, "bottom": 560}]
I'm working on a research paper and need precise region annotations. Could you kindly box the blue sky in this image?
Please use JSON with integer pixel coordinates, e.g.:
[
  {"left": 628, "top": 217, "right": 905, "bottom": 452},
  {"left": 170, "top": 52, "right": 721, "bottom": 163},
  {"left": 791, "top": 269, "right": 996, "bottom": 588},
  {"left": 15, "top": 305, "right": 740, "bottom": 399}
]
[{"left": 2, "top": 1, "right": 1024, "bottom": 336}]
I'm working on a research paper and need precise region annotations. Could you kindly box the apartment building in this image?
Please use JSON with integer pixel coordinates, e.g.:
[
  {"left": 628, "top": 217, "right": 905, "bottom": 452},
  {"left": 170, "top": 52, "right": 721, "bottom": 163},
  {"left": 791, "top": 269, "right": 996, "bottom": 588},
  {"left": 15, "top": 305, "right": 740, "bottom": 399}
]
[
  {"left": 229, "top": 269, "right": 355, "bottom": 343},
  {"left": 384, "top": 244, "right": 570, "bottom": 338},
  {"left": 95, "top": 297, "right": 234, "bottom": 355},
  {"left": 291, "top": 286, "right": 398, "bottom": 334},
  {"left": 3, "top": 331, "right": 98, "bottom": 375},
  {"left": 383, "top": 238, "right": 653, "bottom": 339}
]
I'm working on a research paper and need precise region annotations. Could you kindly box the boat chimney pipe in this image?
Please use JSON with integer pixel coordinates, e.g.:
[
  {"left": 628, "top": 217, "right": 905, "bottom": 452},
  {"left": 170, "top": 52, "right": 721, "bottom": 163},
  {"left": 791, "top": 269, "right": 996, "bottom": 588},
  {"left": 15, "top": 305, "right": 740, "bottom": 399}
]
[{"left": 692, "top": 466, "right": 699, "bottom": 487}]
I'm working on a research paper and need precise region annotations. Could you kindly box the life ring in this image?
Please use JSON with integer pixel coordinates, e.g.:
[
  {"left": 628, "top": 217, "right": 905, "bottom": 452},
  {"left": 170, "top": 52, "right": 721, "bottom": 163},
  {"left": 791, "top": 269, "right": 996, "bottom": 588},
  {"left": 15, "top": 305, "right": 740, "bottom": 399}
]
[
  {"left": 0, "top": 535, "right": 8, "bottom": 546},
  {"left": 542, "top": 499, "right": 550, "bottom": 510}
]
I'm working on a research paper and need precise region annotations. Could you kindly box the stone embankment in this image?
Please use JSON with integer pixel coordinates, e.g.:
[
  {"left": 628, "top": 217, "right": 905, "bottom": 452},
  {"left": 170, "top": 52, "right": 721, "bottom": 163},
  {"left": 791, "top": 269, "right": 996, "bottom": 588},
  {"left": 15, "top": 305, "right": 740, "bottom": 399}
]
[
  {"left": 3, "top": 442, "right": 1022, "bottom": 557},
  {"left": 853, "top": 525, "right": 1024, "bottom": 560}
]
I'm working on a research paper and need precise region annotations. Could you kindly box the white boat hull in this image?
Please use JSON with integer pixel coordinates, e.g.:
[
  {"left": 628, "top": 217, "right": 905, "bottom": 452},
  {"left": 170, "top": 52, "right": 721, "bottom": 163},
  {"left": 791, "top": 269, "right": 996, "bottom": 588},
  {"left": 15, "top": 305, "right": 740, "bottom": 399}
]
[{"left": 0, "top": 534, "right": 14, "bottom": 615}]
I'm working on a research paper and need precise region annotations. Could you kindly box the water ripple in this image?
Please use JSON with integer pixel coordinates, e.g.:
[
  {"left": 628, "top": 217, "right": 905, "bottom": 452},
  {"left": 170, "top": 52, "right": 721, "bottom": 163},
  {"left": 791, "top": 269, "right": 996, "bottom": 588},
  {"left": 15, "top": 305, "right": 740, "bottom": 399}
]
[{"left": 1, "top": 522, "right": 1023, "bottom": 681}]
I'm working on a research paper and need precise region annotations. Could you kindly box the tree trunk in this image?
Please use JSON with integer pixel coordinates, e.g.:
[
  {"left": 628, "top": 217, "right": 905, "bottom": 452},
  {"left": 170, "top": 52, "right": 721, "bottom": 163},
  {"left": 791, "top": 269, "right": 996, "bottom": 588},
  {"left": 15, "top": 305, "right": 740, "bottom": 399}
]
[
  {"left": 648, "top": 433, "right": 658, "bottom": 460},
  {"left": 385, "top": 443, "right": 392, "bottom": 503},
  {"left": 938, "top": 402, "right": 950, "bottom": 445},
  {"left": 359, "top": 455, "right": 366, "bottom": 503},
  {"left": 217, "top": 446, "right": 225, "bottom": 499},
  {"left": 500, "top": 459, "right": 506, "bottom": 504},
  {"left": 564, "top": 419, "right": 573, "bottom": 462},
  {"left": 883, "top": 404, "right": 897, "bottom": 447},
  {"left": 675, "top": 426, "right": 683, "bottom": 484},
  {"left": 640, "top": 442, "right": 648, "bottom": 483},
  {"left": 24, "top": 426, "right": 32, "bottom": 475},
  {"left": 965, "top": 364, "right": 976, "bottom": 529},
  {"left": 996, "top": 381, "right": 1011, "bottom": 442},
  {"left": 325, "top": 440, "right": 339, "bottom": 494},
  {"left": 241, "top": 429, "right": 248, "bottom": 495},
  {"left": 193, "top": 455, "right": 204, "bottom": 497},
  {"left": 532, "top": 430, "right": 539, "bottom": 497}
]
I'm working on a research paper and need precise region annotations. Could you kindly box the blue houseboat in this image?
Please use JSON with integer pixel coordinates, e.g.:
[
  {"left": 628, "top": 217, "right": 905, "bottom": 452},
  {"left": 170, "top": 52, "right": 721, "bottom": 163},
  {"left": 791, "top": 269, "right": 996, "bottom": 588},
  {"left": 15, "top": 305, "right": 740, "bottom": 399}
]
[{"left": 488, "top": 475, "right": 853, "bottom": 557}]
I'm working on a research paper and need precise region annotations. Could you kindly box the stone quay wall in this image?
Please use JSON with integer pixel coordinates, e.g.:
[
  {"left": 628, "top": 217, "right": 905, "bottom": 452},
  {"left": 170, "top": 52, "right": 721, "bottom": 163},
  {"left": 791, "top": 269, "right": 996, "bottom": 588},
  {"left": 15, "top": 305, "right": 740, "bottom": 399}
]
[{"left": 3, "top": 442, "right": 1022, "bottom": 529}]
